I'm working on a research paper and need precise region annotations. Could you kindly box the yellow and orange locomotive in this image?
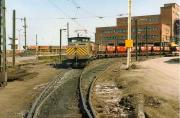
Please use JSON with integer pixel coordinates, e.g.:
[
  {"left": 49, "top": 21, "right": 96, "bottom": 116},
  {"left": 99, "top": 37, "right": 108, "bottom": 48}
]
[{"left": 66, "top": 37, "right": 97, "bottom": 67}]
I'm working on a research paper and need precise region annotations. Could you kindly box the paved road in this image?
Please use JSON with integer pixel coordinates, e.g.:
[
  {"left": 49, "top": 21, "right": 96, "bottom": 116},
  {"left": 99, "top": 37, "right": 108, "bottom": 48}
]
[
  {"left": 141, "top": 57, "right": 179, "bottom": 79},
  {"left": 139, "top": 56, "right": 180, "bottom": 99}
]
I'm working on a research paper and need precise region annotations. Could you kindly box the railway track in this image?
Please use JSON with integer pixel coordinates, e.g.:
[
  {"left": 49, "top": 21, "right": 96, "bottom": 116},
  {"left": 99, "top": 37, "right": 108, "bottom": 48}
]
[
  {"left": 27, "top": 59, "right": 115, "bottom": 118},
  {"left": 89, "top": 62, "right": 125, "bottom": 118},
  {"left": 27, "top": 69, "right": 73, "bottom": 118},
  {"left": 27, "top": 57, "right": 159, "bottom": 118},
  {"left": 80, "top": 59, "right": 114, "bottom": 118}
]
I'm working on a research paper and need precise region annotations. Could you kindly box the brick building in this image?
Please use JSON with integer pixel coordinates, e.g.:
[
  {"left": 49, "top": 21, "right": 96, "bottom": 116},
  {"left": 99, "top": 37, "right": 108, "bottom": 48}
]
[{"left": 95, "top": 3, "right": 180, "bottom": 46}]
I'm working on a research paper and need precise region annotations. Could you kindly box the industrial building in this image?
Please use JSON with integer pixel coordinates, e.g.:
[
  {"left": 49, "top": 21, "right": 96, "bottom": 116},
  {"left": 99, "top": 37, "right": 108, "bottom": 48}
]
[{"left": 95, "top": 3, "right": 180, "bottom": 46}]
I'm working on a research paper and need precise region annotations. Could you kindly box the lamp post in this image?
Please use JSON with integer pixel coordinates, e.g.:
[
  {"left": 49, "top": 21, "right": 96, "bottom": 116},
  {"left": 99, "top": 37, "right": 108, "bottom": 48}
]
[{"left": 60, "top": 29, "right": 66, "bottom": 61}]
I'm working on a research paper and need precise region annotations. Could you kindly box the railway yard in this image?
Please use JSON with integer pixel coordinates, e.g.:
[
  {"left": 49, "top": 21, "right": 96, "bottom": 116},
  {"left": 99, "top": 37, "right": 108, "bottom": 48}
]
[
  {"left": 0, "top": 56, "right": 179, "bottom": 118},
  {"left": 0, "top": 1, "right": 180, "bottom": 118}
]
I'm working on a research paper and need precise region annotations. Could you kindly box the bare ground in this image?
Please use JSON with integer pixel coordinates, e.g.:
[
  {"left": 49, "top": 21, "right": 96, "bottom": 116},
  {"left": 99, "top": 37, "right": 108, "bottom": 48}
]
[
  {"left": 117, "top": 57, "right": 179, "bottom": 118},
  {"left": 0, "top": 63, "right": 66, "bottom": 118},
  {"left": 92, "top": 57, "right": 179, "bottom": 118}
]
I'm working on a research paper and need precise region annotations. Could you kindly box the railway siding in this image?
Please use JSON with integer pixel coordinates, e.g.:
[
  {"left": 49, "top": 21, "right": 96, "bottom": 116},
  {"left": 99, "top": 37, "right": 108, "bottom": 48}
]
[
  {"left": 36, "top": 69, "right": 83, "bottom": 118},
  {"left": 90, "top": 62, "right": 125, "bottom": 117},
  {"left": 80, "top": 59, "right": 116, "bottom": 118},
  {"left": 27, "top": 69, "right": 83, "bottom": 118}
]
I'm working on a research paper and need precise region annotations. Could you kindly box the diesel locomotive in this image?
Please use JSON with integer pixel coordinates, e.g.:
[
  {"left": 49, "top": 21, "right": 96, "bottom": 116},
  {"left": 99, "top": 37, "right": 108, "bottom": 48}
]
[{"left": 65, "top": 37, "right": 97, "bottom": 67}]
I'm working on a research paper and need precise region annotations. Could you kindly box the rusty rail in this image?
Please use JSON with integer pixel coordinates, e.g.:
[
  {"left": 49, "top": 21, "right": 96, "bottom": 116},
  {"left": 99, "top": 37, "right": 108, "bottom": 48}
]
[{"left": 27, "top": 74, "right": 63, "bottom": 118}]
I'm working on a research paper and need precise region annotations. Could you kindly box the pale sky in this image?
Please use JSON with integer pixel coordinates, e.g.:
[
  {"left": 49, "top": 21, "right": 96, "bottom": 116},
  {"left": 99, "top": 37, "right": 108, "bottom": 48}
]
[{"left": 6, "top": 0, "right": 180, "bottom": 48}]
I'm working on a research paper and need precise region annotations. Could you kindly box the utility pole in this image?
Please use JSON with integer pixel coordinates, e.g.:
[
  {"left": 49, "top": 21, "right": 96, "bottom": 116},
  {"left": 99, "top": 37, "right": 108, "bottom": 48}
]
[
  {"left": 36, "top": 34, "right": 38, "bottom": 53},
  {"left": 35, "top": 34, "right": 38, "bottom": 60},
  {"left": 12, "top": 10, "right": 16, "bottom": 67},
  {"left": 135, "top": 19, "right": 138, "bottom": 61},
  {"left": 0, "top": 0, "right": 7, "bottom": 87},
  {"left": 23, "top": 17, "right": 27, "bottom": 50},
  {"left": 145, "top": 26, "right": 148, "bottom": 59},
  {"left": 60, "top": 29, "right": 66, "bottom": 61},
  {"left": 127, "top": 0, "right": 132, "bottom": 68},
  {"left": 2, "top": 0, "right": 6, "bottom": 80},
  {"left": 0, "top": 0, "right": 2, "bottom": 73},
  {"left": 67, "top": 22, "right": 70, "bottom": 39},
  {"left": 60, "top": 29, "right": 62, "bottom": 61},
  {"left": 36, "top": 34, "right": 38, "bottom": 46}
]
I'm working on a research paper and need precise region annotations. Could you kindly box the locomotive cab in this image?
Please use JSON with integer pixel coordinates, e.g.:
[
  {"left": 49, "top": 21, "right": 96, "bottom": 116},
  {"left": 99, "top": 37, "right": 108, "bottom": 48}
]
[
  {"left": 66, "top": 37, "right": 96, "bottom": 68},
  {"left": 66, "top": 37, "right": 91, "bottom": 60}
]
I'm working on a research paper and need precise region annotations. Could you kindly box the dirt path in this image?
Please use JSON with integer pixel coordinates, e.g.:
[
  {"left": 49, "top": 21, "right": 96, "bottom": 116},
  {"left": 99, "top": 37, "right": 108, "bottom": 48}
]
[{"left": 0, "top": 64, "right": 66, "bottom": 118}]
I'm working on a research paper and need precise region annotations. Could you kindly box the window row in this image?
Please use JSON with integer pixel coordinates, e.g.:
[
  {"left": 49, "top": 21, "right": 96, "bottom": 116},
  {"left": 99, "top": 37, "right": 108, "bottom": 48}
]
[
  {"left": 142, "top": 18, "right": 160, "bottom": 22},
  {"left": 103, "top": 27, "right": 160, "bottom": 34},
  {"left": 103, "top": 35, "right": 160, "bottom": 40},
  {"left": 118, "top": 18, "right": 160, "bottom": 25}
]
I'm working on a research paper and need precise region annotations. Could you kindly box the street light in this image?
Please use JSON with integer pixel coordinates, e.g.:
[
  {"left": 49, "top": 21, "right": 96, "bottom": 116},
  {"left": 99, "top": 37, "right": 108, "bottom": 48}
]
[{"left": 60, "top": 29, "right": 66, "bottom": 61}]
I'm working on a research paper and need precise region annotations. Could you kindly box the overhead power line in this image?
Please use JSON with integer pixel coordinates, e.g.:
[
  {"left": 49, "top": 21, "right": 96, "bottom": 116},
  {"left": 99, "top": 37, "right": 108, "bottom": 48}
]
[
  {"left": 66, "top": 0, "right": 127, "bottom": 27},
  {"left": 47, "top": 0, "right": 71, "bottom": 18},
  {"left": 48, "top": 0, "right": 128, "bottom": 37},
  {"left": 47, "top": 0, "right": 93, "bottom": 36},
  {"left": 67, "top": 0, "right": 97, "bottom": 17},
  {"left": 57, "top": 14, "right": 128, "bottom": 20},
  {"left": 74, "top": 6, "right": 80, "bottom": 19}
]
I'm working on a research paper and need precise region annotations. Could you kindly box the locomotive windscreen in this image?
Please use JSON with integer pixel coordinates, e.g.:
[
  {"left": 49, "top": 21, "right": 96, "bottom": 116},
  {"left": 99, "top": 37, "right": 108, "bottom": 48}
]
[{"left": 68, "top": 37, "right": 90, "bottom": 44}]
